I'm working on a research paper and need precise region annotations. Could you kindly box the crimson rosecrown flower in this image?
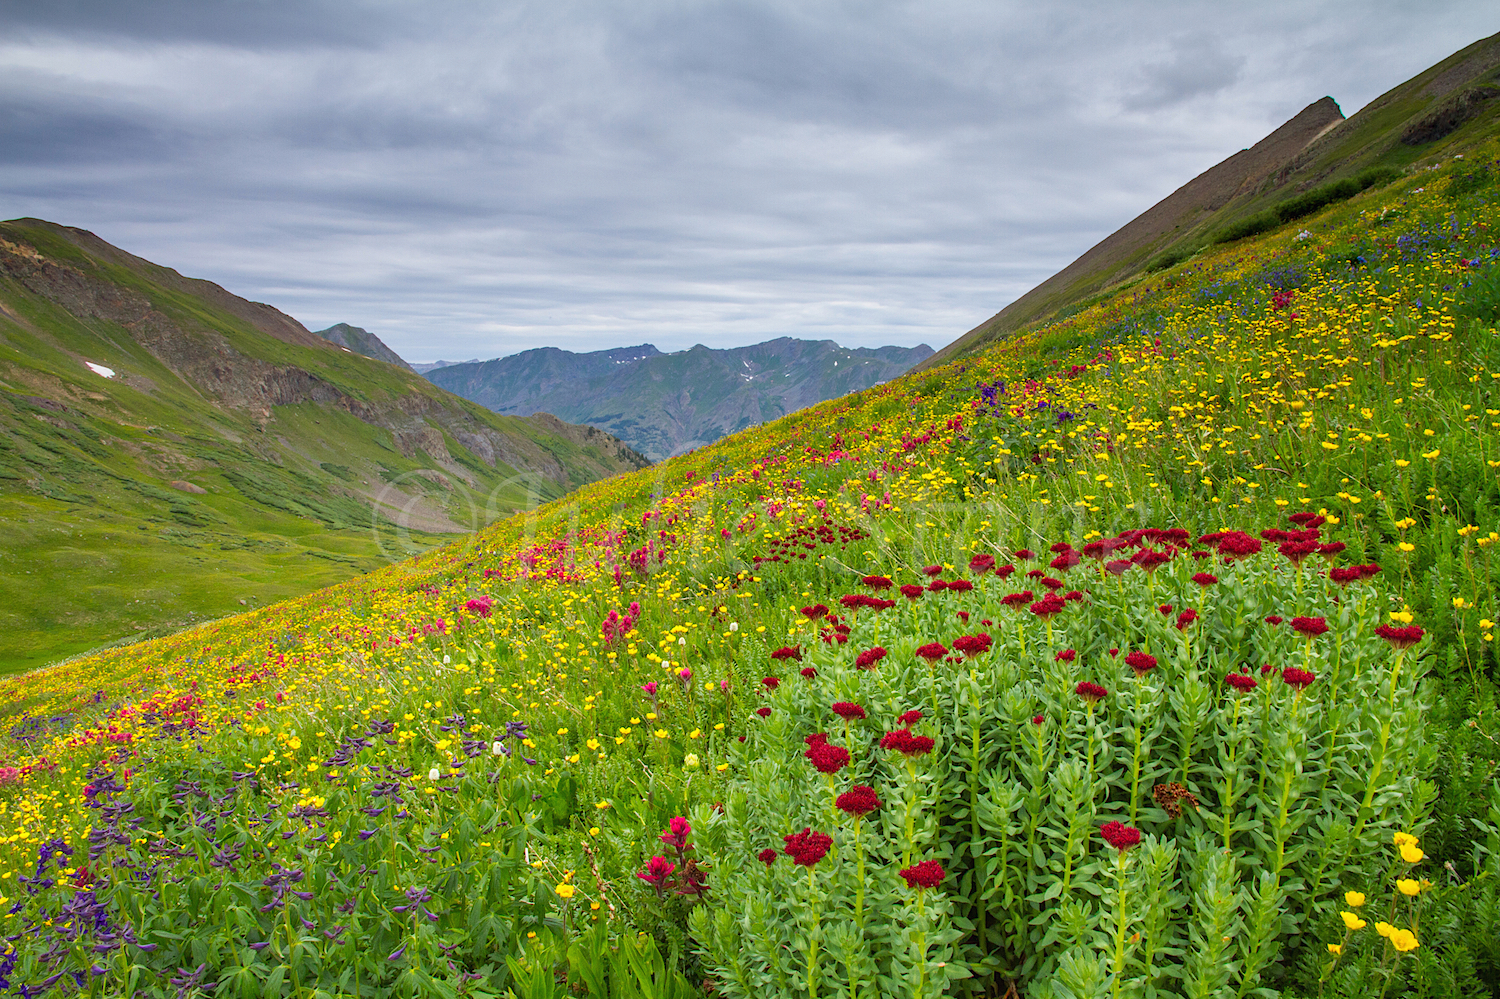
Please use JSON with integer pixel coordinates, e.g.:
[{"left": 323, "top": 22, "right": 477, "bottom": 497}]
[
  {"left": 855, "top": 647, "right": 888, "bottom": 669},
  {"left": 1124, "top": 651, "right": 1157, "bottom": 676},
  {"left": 1282, "top": 666, "right": 1316, "bottom": 689},
  {"left": 1075, "top": 681, "right": 1108, "bottom": 702},
  {"left": 783, "top": 828, "right": 832, "bottom": 867},
  {"left": 805, "top": 743, "right": 850, "bottom": 774},
  {"left": 771, "top": 646, "right": 802, "bottom": 661},
  {"left": 757, "top": 847, "right": 778, "bottom": 866},
  {"left": 915, "top": 642, "right": 948, "bottom": 663},
  {"left": 1226, "top": 672, "right": 1258, "bottom": 693},
  {"left": 1100, "top": 821, "right": 1141, "bottom": 851},
  {"left": 899, "top": 860, "right": 946, "bottom": 889},
  {"left": 880, "top": 728, "right": 935, "bottom": 756},
  {"left": 1374, "top": 624, "right": 1424, "bottom": 650},
  {"left": 831, "top": 702, "right": 866, "bottom": 720},
  {"left": 1290, "top": 616, "right": 1329, "bottom": 637},
  {"left": 898, "top": 709, "right": 923, "bottom": 725},
  {"left": 861, "top": 575, "right": 893, "bottom": 590},
  {"left": 835, "top": 785, "right": 881, "bottom": 816}
]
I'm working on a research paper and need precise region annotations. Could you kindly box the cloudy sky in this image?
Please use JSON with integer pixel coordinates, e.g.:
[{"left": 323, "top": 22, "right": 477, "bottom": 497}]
[{"left": 0, "top": 2, "right": 1492, "bottom": 362}]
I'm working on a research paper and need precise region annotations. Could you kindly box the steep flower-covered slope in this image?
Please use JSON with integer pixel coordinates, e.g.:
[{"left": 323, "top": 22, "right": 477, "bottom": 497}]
[{"left": 0, "top": 146, "right": 1497, "bottom": 996}]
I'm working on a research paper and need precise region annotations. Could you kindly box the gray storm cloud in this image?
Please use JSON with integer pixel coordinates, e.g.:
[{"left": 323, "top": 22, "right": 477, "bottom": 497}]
[{"left": 0, "top": 0, "right": 1491, "bottom": 361}]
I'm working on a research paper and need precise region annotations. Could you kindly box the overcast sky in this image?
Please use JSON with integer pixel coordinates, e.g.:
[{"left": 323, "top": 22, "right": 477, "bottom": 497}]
[{"left": 1, "top": 2, "right": 1492, "bottom": 362}]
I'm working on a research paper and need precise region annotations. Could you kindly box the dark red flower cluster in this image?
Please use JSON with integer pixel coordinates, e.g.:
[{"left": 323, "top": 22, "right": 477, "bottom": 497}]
[
  {"left": 915, "top": 642, "right": 948, "bottom": 662},
  {"left": 1100, "top": 821, "right": 1142, "bottom": 851},
  {"left": 899, "top": 710, "right": 923, "bottom": 725},
  {"left": 900, "top": 584, "right": 925, "bottom": 600},
  {"left": 952, "top": 633, "right": 993, "bottom": 658},
  {"left": 1030, "top": 594, "right": 1067, "bottom": 619},
  {"left": 805, "top": 732, "right": 828, "bottom": 748},
  {"left": 835, "top": 785, "right": 881, "bottom": 816},
  {"left": 1191, "top": 572, "right": 1218, "bottom": 587},
  {"left": 928, "top": 579, "right": 949, "bottom": 592},
  {"left": 805, "top": 742, "right": 849, "bottom": 774},
  {"left": 801, "top": 666, "right": 818, "bottom": 679},
  {"left": 1158, "top": 603, "right": 1174, "bottom": 615},
  {"left": 861, "top": 575, "right": 893, "bottom": 590},
  {"left": 1202, "top": 530, "right": 1262, "bottom": 561},
  {"left": 1125, "top": 651, "right": 1157, "bottom": 676},
  {"left": 1039, "top": 576, "right": 1064, "bottom": 591},
  {"left": 1279, "top": 540, "right": 1321, "bottom": 564},
  {"left": 1261, "top": 527, "right": 1322, "bottom": 544},
  {"left": 1373, "top": 624, "right": 1424, "bottom": 650},
  {"left": 1131, "top": 549, "right": 1173, "bottom": 574},
  {"left": 758, "top": 847, "right": 778, "bottom": 866},
  {"left": 1329, "top": 564, "right": 1381, "bottom": 585},
  {"left": 1014, "top": 548, "right": 1035, "bottom": 560},
  {"left": 1225, "top": 672, "right": 1258, "bottom": 693},
  {"left": 1105, "top": 558, "right": 1133, "bottom": 576},
  {"left": 968, "top": 553, "right": 997, "bottom": 574},
  {"left": 1290, "top": 616, "right": 1329, "bottom": 637},
  {"left": 819, "top": 613, "right": 851, "bottom": 645},
  {"left": 899, "top": 859, "right": 946, "bottom": 889},
  {"left": 840, "top": 594, "right": 897, "bottom": 611},
  {"left": 1050, "top": 550, "right": 1082, "bottom": 571},
  {"left": 996, "top": 564, "right": 1016, "bottom": 579},
  {"left": 880, "top": 728, "right": 935, "bottom": 756},
  {"left": 1001, "top": 590, "right": 1035, "bottom": 609},
  {"left": 921, "top": 565, "right": 943, "bottom": 576},
  {"left": 1175, "top": 609, "right": 1199, "bottom": 630},
  {"left": 762, "top": 676, "right": 780, "bottom": 690},
  {"left": 771, "top": 646, "right": 802, "bottom": 661},
  {"left": 831, "top": 701, "right": 866, "bottom": 720},
  {"left": 1288, "top": 512, "right": 1326, "bottom": 528},
  {"left": 947, "top": 579, "right": 974, "bottom": 593},
  {"left": 800, "top": 604, "right": 830, "bottom": 620},
  {"left": 1055, "top": 648, "right": 1076, "bottom": 663},
  {"left": 1075, "top": 681, "right": 1108, "bottom": 702},
  {"left": 756, "top": 706, "right": 772, "bottom": 717},
  {"left": 855, "top": 646, "right": 888, "bottom": 669},
  {"left": 1282, "top": 666, "right": 1317, "bottom": 689},
  {"left": 783, "top": 828, "right": 832, "bottom": 867}
]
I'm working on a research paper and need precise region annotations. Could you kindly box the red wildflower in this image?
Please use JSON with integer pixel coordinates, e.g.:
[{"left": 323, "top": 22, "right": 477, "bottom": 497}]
[
  {"left": 762, "top": 676, "right": 781, "bottom": 689},
  {"left": 804, "top": 732, "right": 829, "bottom": 748},
  {"left": 968, "top": 553, "right": 997, "bottom": 573},
  {"left": 1175, "top": 609, "right": 1199, "bottom": 630},
  {"left": 995, "top": 564, "right": 1016, "bottom": 579},
  {"left": 1264, "top": 615, "right": 1284, "bottom": 626},
  {"left": 1373, "top": 624, "right": 1424, "bottom": 651},
  {"left": 638, "top": 855, "right": 676, "bottom": 886},
  {"left": 1075, "top": 681, "right": 1108, "bottom": 702},
  {"left": 1288, "top": 512, "right": 1326, "bottom": 528},
  {"left": 1226, "top": 673, "right": 1258, "bottom": 693},
  {"left": 1001, "top": 590, "right": 1035, "bottom": 609},
  {"left": 835, "top": 785, "right": 881, "bottom": 816},
  {"left": 1282, "top": 666, "right": 1316, "bottom": 689},
  {"left": 1318, "top": 541, "right": 1346, "bottom": 558},
  {"left": 952, "top": 634, "right": 993, "bottom": 658},
  {"left": 855, "top": 646, "right": 888, "bottom": 669},
  {"left": 1290, "top": 616, "right": 1329, "bottom": 638},
  {"left": 1030, "top": 594, "right": 1066, "bottom": 619},
  {"left": 831, "top": 702, "right": 866, "bottom": 720},
  {"left": 1158, "top": 604, "right": 1174, "bottom": 615},
  {"left": 1191, "top": 572, "right": 1218, "bottom": 587},
  {"left": 947, "top": 579, "right": 975, "bottom": 593},
  {"left": 756, "top": 707, "right": 772, "bottom": 718},
  {"left": 783, "top": 828, "right": 832, "bottom": 867},
  {"left": 1105, "top": 558, "right": 1133, "bottom": 575},
  {"left": 772, "top": 646, "right": 803, "bottom": 662},
  {"left": 900, "top": 584, "right": 925, "bottom": 600},
  {"left": 1032, "top": 715, "right": 1044, "bottom": 725},
  {"left": 1328, "top": 566, "right": 1362, "bottom": 586},
  {"left": 1124, "top": 651, "right": 1157, "bottom": 676},
  {"left": 1132, "top": 549, "right": 1173, "bottom": 573},
  {"left": 899, "top": 709, "right": 923, "bottom": 725},
  {"left": 1040, "top": 576, "right": 1064, "bottom": 591},
  {"left": 800, "top": 604, "right": 830, "bottom": 620},
  {"left": 1218, "top": 532, "right": 1262, "bottom": 561},
  {"left": 1278, "top": 539, "right": 1320, "bottom": 565},
  {"left": 899, "top": 859, "right": 946, "bottom": 890},
  {"left": 465, "top": 595, "right": 494, "bottom": 618},
  {"left": 862, "top": 575, "right": 893, "bottom": 590},
  {"left": 800, "top": 666, "right": 818, "bottom": 679},
  {"left": 915, "top": 642, "right": 948, "bottom": 662},
  {"left": 928, "top": 579, "right": 949, "bottom": 592},
  {"left": 1050, "top": 551, "right": 1082, "bottom": 571},
  {"left": 1014, "top": 549, "right": 1035, "bottom": 560},
  {"left": 758, "top": 847, "right": 778, "bottom": 866},
  {"left": 1100, "top": 821, "right": 1141, "bottom": 851},
  {"left": 880, "top": 728, "right": 935, "bottom": 756},
  {"left": 1055, "top": 648, "right": 1076, "bottom": 662},
  {"left": 921, "top": 564, "right": 943, "bottom": 576},
  {"left": 805, "top": 743, "right": 849, "bottom": 774}
]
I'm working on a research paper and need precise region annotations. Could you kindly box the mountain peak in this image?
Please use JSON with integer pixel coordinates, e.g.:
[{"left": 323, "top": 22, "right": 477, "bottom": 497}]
[{"left": 312, "top": 323, "right": 413, "bottom": 371}]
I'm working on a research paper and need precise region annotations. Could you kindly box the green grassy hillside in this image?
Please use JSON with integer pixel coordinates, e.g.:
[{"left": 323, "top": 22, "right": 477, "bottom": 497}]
[
  {"left": 0, "top": 219, "right": 648, "bottom": 671},
  {"left": 0, "top": 136, "right": 1498, "bottom": 997}
]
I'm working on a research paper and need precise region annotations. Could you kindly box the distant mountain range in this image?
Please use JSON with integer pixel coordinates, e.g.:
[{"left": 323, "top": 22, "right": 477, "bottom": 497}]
[
  {"left": 919, "top": 29, "right": 1500, "bottom": 370},
  {"left": 0, "top": 219, "right": 647, "bottom": 670},
  {"left": 423, "top": 339, "right": 933, "bottom": 461}
]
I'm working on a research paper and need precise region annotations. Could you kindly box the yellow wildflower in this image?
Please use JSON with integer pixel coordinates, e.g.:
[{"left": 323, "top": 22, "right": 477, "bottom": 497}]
[
  {"left": 1344, "top": 891, "right": 1365, "bottom": 907},
  {"left": 555, "top": 883, "right": 576, "bottom": 899},
  {"left": 1390, "top": 928, "right": 1419, "bottom": 952},
  {"left": 1396, "top": 878, "right": 1421, "bottom": 896},
  {"left": 1400, "top": 843, "right": 1425, "bottom": 864},
  {"left": 1340, "top": 911, "right": 1367, "bottom": 931}
]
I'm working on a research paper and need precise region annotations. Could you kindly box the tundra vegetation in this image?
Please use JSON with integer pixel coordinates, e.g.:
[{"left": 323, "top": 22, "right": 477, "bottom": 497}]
[{"left": 2, "top": 149, "right": 1500, "bottom": 998}]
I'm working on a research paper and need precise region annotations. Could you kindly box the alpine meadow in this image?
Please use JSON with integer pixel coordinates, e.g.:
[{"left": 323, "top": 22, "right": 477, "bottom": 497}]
[{"left": 5, "top": 31, "right": 1500, "bottom": 999}]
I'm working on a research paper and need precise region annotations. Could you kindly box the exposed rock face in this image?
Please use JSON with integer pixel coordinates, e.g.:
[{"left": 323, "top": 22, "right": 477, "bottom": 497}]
[{"left": 426, "top": 338, "right": 933, "bottom": 461}]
